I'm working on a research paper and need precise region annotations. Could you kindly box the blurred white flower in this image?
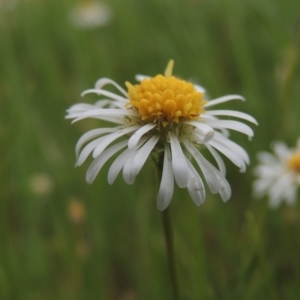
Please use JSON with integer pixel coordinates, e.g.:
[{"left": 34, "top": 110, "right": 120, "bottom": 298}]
[
  {"left": 69, "top": 1, "right": 112, "bottom": 29},
  {"left": 66, "top": 60, "right": 257, "bottom": 210},
  {"left": 253, "top": 139, "right": 300, "bottom": 207}
]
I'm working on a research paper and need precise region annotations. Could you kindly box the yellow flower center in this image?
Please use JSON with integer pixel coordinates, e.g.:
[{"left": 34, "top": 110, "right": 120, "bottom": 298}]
[
  {"left": 125, "top": 60, "right": 206, "bottom": 126},
  {"left": 287, "top": 152, "right": 300, "bottom": 172}
]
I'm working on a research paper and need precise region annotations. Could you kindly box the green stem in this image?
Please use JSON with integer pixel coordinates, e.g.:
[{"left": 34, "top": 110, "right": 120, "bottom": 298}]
[{"left": 162, "top": 207, "right": 180, "bottom": 300}]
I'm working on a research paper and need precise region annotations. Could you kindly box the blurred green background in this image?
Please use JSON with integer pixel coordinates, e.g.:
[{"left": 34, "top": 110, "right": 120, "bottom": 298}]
[{"left": 1, "top": 0, "right": 300, "bottom": 299}]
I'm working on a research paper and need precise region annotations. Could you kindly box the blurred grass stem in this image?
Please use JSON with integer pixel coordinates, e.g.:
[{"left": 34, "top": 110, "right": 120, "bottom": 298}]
[
  {"left": 157, "top": 152, "right": 180, "bottom": 299},
  {"left": 162, "top": 208, "right": 180, "bottom": 300}
]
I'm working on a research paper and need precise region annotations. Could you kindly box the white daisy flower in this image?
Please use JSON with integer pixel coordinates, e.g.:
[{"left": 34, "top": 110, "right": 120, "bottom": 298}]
[
  {"left": 253, "top": 139, "right": 300, "bottom": 207},
  {"left": 69, "top": 1, "right": 112, "bottom": 29},
  {"left": 66, "top": 60, "right": 257, "bottom": 210}
]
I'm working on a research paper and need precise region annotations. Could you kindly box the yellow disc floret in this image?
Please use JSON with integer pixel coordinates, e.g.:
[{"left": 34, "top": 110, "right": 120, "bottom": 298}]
[
  {"left": 125, "top": 60, "right": 206, "bottom": 126},
  {"left": 287, "top": 152, "right": 300, "bottom": 173}
]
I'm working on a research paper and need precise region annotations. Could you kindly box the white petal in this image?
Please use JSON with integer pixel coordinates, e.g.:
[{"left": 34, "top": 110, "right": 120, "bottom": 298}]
[
  {"left": 204, "top": 120, "right": 254, "bottom": 137},
  {"left": 135, "top": 74, "right": 150, "bottom": 82},
  {"left": 186, "top": 159, "right": 205, "bottom": 206},
  {"left": 214, "top": 132, "right": 249, "bottom": 164},
  {"left": 86, "top": 140, "right": 128, "bottom": 184},
  {"left": 71, "top": 109, "right": 137, "bottom": 124},
  {"left": 185, "top": 121, "right": 214, "bottom": 142},
  {"left": 206, "top": 144, "right": 226, "bottom": 176},
  {"left": 128, "top": 123, "right": 156, "bottom": 149},
  {"left": 75, "top": 128, "right": 117, "bottom": 157},
  {"left": 122, "top": 152, "right": 138, "bottom": 184},
  {"left": 215, "top": 175, "right": 231, "bottom": 202},
  {"left": 107, "top": 148, "right": 135, "bottom": 184},
  {"left": 94, "top": 78, "right": 128, "bottom": 97},
  {"left": 203, "top": 95, "right": 245, "bottom": 108},
  {"left": 91, "top": 115, "right": 125, "bottom": 124},
  {"left": 268, "top": 174, "right": 292, "bottom": 207},
  {"left": 170, "top": 133, "right": 189, "bottom": 188},
  {"left": 205, "top": 110, "right": 258, "bottom": 125},
  {"left": 131, "top": 135, "right": 159, "bottom": 176},
  {"left": 123, "top": 137, "right": 152, "bottom": 184},
  {"left": 92, "top": 125, "right": 140, "bottom": 158},
  {"left": 157, "top": 146, "right": 174, "bottom": 211},
  {"left": 107, "top": 138, "right": 147, "bottom": 184},
  {"left": 81, "top": 89, "right": 128, "bottom": 102},
  {"left": 194, "top": 84, "right": 206, "bottom": 93},
  {"left": 252, "top": 178, "right": 274, "bottom": 198},
  {"left": 77, "top": 137, "right": 105, "bottom": 166},
  {"left": 95, "top": 99, "right": 123, "bottom": 108},
  {"left": 257, "top": 152, "right": 278, "bottom": 165},
  {"left": 183, "top": 141, "right": 231, "bottom": 201},
  {"left": 66, "top": 103, "right": 96, "bottom": 115},
  {"left": 207, "top": 138, "right": 246, "bottom": 171},
  {"left": 272, "top": 141, "right": 290, "bottom": 160},
  {"left": 183, "top": 141, "right": 218, "bottom": 193}
]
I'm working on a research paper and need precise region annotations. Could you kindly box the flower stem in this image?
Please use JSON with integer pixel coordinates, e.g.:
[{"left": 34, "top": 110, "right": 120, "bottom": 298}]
[{"left": 162, "top": 207, "right": 180, "bottom": 300}]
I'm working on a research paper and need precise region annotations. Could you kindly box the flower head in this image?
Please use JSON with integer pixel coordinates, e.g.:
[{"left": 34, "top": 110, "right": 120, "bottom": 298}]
[
  {"left": 66, "top": 60, "right": 257, "bottom": 210},
  {"left": 253, "top": 139, "right": 300, "bottom": 207}
]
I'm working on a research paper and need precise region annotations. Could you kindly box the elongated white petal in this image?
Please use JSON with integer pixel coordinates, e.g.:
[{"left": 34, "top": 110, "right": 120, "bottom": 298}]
[
  {"left": 218, "top": 175, "right": 232, "bottom": 202},
  {"left": 272, "top": 141, "right": 290, "bottom": 160},
  {"left": 75, "top": 128, "right": 118, "bottom": 157},
  {"left": 128, "top": 123, "right": 156, "bottom": 149},
  {"left": 194, "top": 84, "right": 206, "bottom": 93},
  {"left": 77, "top": 137, "right": 105, "bottom": 166},
  {"left": 207, "top": 138, "right": 246, "bottom": 171},
  {"left": 214, "top": 132, "right": 250, "bottom": 164},
  {"left": 90, "top": 115, "right": 125, "bottom": 124},
  {"left": 131, "top": 135, "right": 159, "bottom": 176},
  {"left": 122, "top": 136, "right": 149, "bottom": 184},
  {"left": 253, "top": 178, "right": 274, "bottom": 198},
  {"left": 183, "top": 141, "right": 231, "bottom": 201},
  {"left": 204, "top": 120, "right": 254, "bottom": 137},
  {"left": 107, "top": 138, "right": 147, "bottom": 184},
  {"left": 86, "top": 140, "right": 128, "bottom": 184},
  {"left": 186, "top": 159, "right": 205, "bottom": 206},
  {"left": 107, "top": 148, "right": 135, "bottom": 184},
  {"left": 66, "top": 103, "right": 96, "bottom": 114},
  {"left": 122, "top": 152, "right": 138, "bottom": 184},
  {"left": 92, "top": 125, "right": 140, "bottom": 158},
  {"left": 71, "top": 109, "right": 138, "bottom": 123},
  {"left": 95, "top": 99, "right": 122, "bottom": 108},
  {"left": 204, "top": 95, "right": 245, "bottom": 108},
  {"left": 94, "top": 78, "right": 128, "bottom": 97},
  {"left": 81, "top": 89, "right": 128, "bottom": 102},
  {"left": 269, "top": 174, "right": 292, "bottom": 207},
  {"left": 185, "top": 121, "right": 214, "bottom": 143},
  {"left": 206, "top": 144, "right": 226, "bottom": 176},
  {"left": 135, "top": 74, "right": 150, "bottom": 82},
  {"left": 170, "top": 133, "right": 189, "bottom": 188},
  {"left": 257, "top": 152, "right": 277, "bottom": 164},
  {"left": 205, "top": 110, "right": 258, "bottom": 125},
  {"left": 157, "top": 146, "right": 174, "bottom": 211},
  {"left": 254, "top": 164, "right": 281, "bottom": 178},
  {"left": 183, "top": 141, "right": 217, "bottom": 193}
]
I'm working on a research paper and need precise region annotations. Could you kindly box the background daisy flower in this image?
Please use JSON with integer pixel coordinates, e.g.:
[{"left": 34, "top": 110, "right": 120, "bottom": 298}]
[
  {"left": 253, "top": 139, "right": 300, "bottom": 207},
  {"left": 66, "top": 60, "right": 257, "bottom": 210}
]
